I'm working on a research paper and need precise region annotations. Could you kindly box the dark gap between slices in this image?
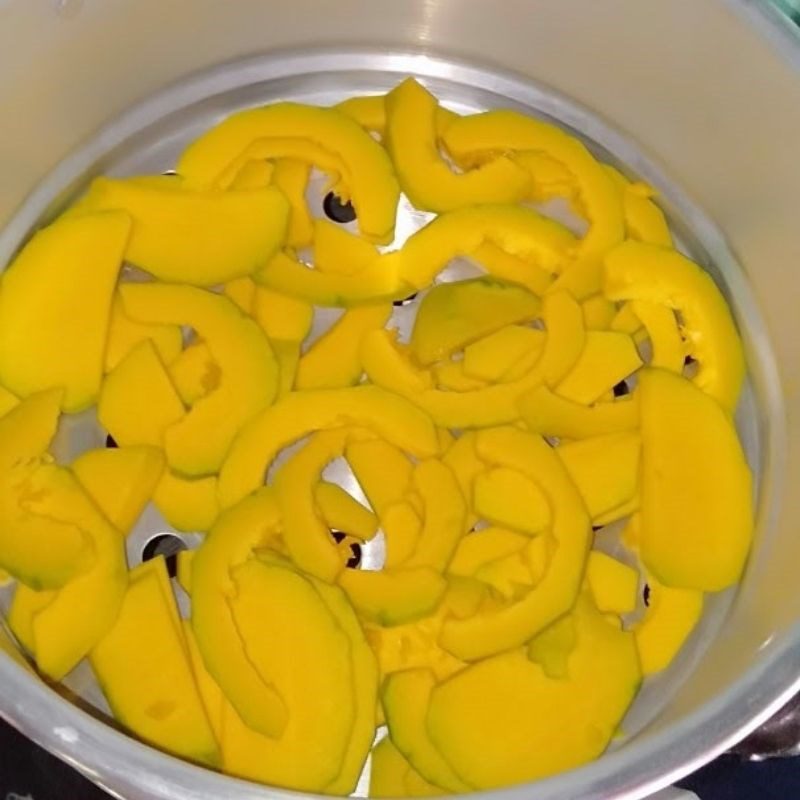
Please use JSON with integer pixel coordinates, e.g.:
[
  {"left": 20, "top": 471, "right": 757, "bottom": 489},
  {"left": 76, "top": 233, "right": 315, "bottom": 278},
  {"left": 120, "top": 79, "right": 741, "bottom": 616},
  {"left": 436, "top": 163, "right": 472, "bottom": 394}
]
[
  {"left": 322, "top": 192, "right": 357, "bottom": 224},
  {"left": 142, "top": 534, "right": 187, "bottom": 579},
  {"left": 329, "top": 529, "right": 362, "bottom": 569}
]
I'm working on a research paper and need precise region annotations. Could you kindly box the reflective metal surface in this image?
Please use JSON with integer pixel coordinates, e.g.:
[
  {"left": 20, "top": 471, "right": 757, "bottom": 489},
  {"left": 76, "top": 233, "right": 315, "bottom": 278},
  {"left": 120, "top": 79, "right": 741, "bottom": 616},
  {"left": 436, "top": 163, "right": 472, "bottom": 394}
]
[{"left": 0, "top": 29, "right": 795, "bottom": 800}]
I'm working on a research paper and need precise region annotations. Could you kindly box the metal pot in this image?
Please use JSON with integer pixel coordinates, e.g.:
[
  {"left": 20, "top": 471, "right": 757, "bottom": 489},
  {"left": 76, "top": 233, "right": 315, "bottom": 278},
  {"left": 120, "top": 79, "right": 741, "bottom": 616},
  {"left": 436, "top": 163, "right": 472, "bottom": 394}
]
[{"left": 0, "top": 1, "right": 799, "bottom": 798}]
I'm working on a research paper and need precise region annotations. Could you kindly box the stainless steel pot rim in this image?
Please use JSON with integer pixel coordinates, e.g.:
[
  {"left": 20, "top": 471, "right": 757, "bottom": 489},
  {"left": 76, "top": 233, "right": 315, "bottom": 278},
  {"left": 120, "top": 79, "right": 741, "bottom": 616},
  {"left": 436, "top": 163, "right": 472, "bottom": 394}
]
[{"left": 0, "top": 45, "right": 792, "bottom": 800}]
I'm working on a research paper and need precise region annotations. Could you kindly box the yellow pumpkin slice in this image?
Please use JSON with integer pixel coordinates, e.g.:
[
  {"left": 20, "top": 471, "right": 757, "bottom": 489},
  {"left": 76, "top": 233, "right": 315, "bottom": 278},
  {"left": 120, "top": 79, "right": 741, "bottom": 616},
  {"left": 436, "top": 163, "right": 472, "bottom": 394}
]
[
  {"left": 441, "top": 109, "right": 624, "bottom": 298},
  {"left": 177, "top": 102, "right": 400, "bottom": 243},
  {"left": 0, "top": 211, "right": 130, "bottom": 412},
  {"left": 440, "top": 426, "right": 591, "bottom": 660},
  {"left": 604, "top": 241, "right": 745, "bottom": 411},
  {"left": 271, "top": 159, "right": 313, "bottom": 248},
  {"left": 153, "top": 471, "right": 219, "bottom": 532},
  {"left": 339, "top": 566, "right": 447, "bottom": 627},
  {"left": 399, "top": 205, "right": 574, "bottom": 290},
  {"left": 296, "top": 303, "right": 392, "bottom": 389},
  {"left": 403, "top": 458, "right": 467, "bottom": 572},
  {"left": 448, "top": 528, "right": 530, "bottom": 577},
  {"left": 256, "top": 249, "right": 412, "bottom": 307},
  {"left": 556, "top": 331, "right": 642, "bottom": 405},
  {"left": 315, "top": 481, "right": 378, "bottom": 542},
  {"left": 630, "top": 299, "right": 686, "bottom": 373},
  {"left": 190, "top": 488, "right": 287, "bottom": 738},
  {"left": 556, "top": 432, "right": 641, "bottom": 521},
  {"left": 634, "top": 574, "right": 703, "bottom": 675},
  {"left": 218, "top": 386, "right": 438, "bottom": 509},
  {"left": 72, "top": 176, "right": 289, "bottom": 286},
  {"left": 30, "top": 467, "right": 128, "bottom": 679},
  {"left": 346, "top": 437, "right": 414, "bottom": 515},
  {"left": 473, "top": 467, "right": 551, "bottom": 536},
  {"left": 274, "top": 429, "right": 353, "bottom": 582},
  {"left": 428, "top": 595, "right": 640, "bottom": 788},
  {"left": 586, "top": 551, "right": 639, "bottom": 614},
  {"left": 410, "top": 277, "right": 541, "bottom": 366},
  {"left": 90, "top": 558, "right": 219, "bottom": 765},
  {"left": 222, "top": 557, "right": 355, "bottom": 791},
  {"left": 166, "top": 341, "right": 219, "bottom": 407},
  {"left": 638, "top": 368, "right": 753, "bottom": 591},
  {"left": 119, "top": 283, "right": 278, "bottom": 477},
  {"left": 385, "top": 78, "right": 530, "bottom": 212},
  {"left": 104, "top": 294, "right": 183, "bottom": 373},
  {"left": 518, "top": 385, "right": 639, "bottom": 438},
  {"left": 383, "top": 669, "right": 472, "bottom": 792},
  {"left": 308, "top": 575, "right": 379, "bottom": 795},
  {"left": 313, "top": 217, "right": 380, "bottom": 277},
  {"left": 463, "top": 326, "right": 545, "bottom": 382},
  {"left": 98, "top": 339, "right": 185, "bottom": 449},
  {"left": 182, "top": 619, "right": 224, "bottom": 741},
  {"left": 604, "top": 166, "right": 672, "bottom": 247},
  {"left": 382, "top": 501, "right": 424, "bottom": 568},
  {"left": 370, "top": 736, "right": 444, "bottom": 797},
  {"left": 73, "top": 445, "right": 165, "bottom": 534}
]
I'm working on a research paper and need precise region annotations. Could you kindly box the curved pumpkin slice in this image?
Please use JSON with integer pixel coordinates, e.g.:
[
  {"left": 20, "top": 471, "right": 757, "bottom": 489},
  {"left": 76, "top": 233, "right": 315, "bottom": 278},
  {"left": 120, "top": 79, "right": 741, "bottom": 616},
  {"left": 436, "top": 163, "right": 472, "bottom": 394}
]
[
  {"left": 630, "top": 299, "right": 685, "bottom": 373},
  {"left": 410, "top": 277, "right": 541, "bottom": 366},
  {"left": 361, "top": 328, "right": 542, "bottom": 428},
  {"left": 404, "top": 459, "right": 467, "bottom": 572},
  {"left": 336, "top": 92, "right": 458, "bottom": 138},
  {"left": 72, "top": 176, "right": 289, "bottom": 286},
  {"left": 0, "top": 211, "right": 130, "bottom": 412},
  {"left": 398, "top": 205, "right": 575, "bottom": 290},
  {"left": 518, "top": 385, "right": 639, "bottom": 438},
  {"left": 153, "top": 471, "right": 220, "bottom": 533},
  {"left": 346, "top": 437, "right": 414, "bottom": 515},
  {"left": 338, "top": 567, "right": 447, "bottom": 627},
  {"left": 448, "top": 528, "right": 529, "bottom": 578},
  {"left": 639, "top": 368, "right": 753, "bottom": 591},
  {"left": 604, "top": 241, "right": 745, "bottom": 411},
  {"left": 295, "top": 303, "right": 392, "bottom": 389},
  {"left": 383, "top": 669, "right": 472, "bottom": 792},
  {"left": 604, "top": 166, "right": 672, "bottom": 247},
  {"left": 440, "top": 426, "right": 591, "bottom": 660},
  {"left": 315, "top": 482, "right": 378, "bottom": 542},
  {"left": 120, "top": 283, "right": 278, "bottom": 477},
  {"left": 309, "top": 576, "right": 379, "bottom": 795},
  {"left": 428, "top": 594, "right": 640, "bottom": 788},
  {"left": 385, "top": 78, "right": 530, "bottom": 212},
  {"left": 177, "top": 102, "right": 400, "bottom": 243},
  {"left": 255, "top": 250, "right": 411, "bottom": 307},
  {"left": 271, "top": 159, "right": 313, "bottom": 248},
  {"left": 273, "top": 429, "right": 351, "bottom": 582},
  {"left": 370, "top": 736, "right": 445, "bottom": 797},
  {"left": 218, "top": 385, "right": 439, "bottom": 509},
  {"left": 223, "top": 558, "right": 354, "bottom": 791},
  {"left": 313, "top": 217, "right": 381, "bottom": 277},
  {"left": 442, "top": 109, "right": 624, "bottom": 298},
  {"left": 191, "top": 488, "right": 287, "bottom": 739},
  {"left": 361, "top": 290, "right": 580, "bottom": 429}
]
